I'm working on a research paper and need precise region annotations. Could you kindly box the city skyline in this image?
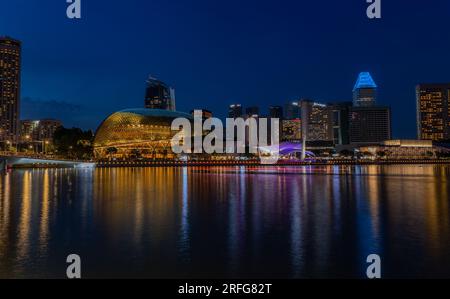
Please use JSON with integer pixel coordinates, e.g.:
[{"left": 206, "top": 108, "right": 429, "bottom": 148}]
[
  {"left": 2, "top": 33, "right": 449, "bottom": 146},
  {"left": 2, "top": 1, "right": 450, "bottom": 138}
]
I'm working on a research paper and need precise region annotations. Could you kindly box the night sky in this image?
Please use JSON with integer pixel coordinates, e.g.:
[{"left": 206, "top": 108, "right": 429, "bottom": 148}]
[{"left": 2, "top": 0, "right": 450, "bottom": 138}]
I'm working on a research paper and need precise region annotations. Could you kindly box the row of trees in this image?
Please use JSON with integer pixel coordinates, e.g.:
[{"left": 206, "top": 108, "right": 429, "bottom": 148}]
[{"left": 53, "top": 127, "right": 94, "bottom": 160}]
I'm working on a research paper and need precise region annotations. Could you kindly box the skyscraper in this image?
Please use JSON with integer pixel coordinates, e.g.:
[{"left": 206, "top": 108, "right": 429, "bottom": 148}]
[
  {"left": 228, "top": 104, "right": 243, "bottom": 119},
  {"left": 416, "top": 84, "right": 450, "bottom": 141},
  {"left": 300, "top": 100, "right": 333, "bottom": 142},
  {"left": 353, "top": 72, "right": 377, "bottom": 107},
  {"left": 349, "top": 72, "right": 391, "bottom": 143},
  {"left": 329, "top": 101, "right": 352, "bottom": 145},
  {"left": 0, "top": 37, "right": 21, "bottom": 142},
  {"left": 349, "top": 106, "right": 391, "bottom": 143},
  {"left": 144, "top": 76, "right": 176, "bottom": 111}
]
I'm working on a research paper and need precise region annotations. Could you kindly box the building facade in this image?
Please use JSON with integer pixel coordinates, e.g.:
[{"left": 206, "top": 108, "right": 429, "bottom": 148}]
[
  {"left": 349, "top": 106, "right": 391, "bottom": 144},
  {"left": 301, "top": 100, "right": 333, "bottom": 142},
  {"left": 282, "top": 119, "right": 302, "bottom": 142},
  {"left": 94, "top": 109, "right": 193, "bottom": 160},
  {"left": 20, "top": 119, "right": 62, "bottom": 142},
  {"left": 144, "top": 76, "right": 176, "bottom": 111},
  {"left": 329, "top": 101, "right": 352, "bottom": 145},
  {"left": 0, "top": 37, "right": 21, "bottom": 142},
  {"left": 416, "top": 84, "right": 450, "bottom": 141},
  {"left": 353, "top": 72, "right": 377, "bottom": 107},
  {"left": 359, "top": 140, "right": 449, "bottom": 159}
]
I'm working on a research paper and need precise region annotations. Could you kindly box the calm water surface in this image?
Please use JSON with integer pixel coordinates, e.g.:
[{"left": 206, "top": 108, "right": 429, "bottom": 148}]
[{"left": 0, "top": 165, "right": 449, "bottom": 278}]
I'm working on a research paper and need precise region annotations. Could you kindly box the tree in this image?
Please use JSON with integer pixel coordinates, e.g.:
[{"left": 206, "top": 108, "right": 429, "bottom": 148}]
[{"left": 53, "top": 127, "right": 94, "bottom": 160}]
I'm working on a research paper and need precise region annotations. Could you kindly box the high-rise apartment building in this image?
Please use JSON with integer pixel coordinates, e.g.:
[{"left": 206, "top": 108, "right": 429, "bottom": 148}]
[{"left": 0, "top": 36, "right": 21, "bottom": 142}]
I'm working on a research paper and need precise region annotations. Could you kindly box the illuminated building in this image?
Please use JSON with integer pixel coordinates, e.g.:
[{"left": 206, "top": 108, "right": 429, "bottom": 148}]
[
  {"left": 416, "top": 84, "right": 450, "bottom": 141},
  {"left": 358, "top": 140, "right": 450, "bottom": 159},
  {"left": 228, "top": 104, "right": 242, "bottom": 119},
  {"left": 353, "top": 72, "right": 377, "bottom": 107},
  {"left": 20, "top": 119, "right": 62, "bottom": 142},
  {"left": 349, "top": 106, "right": 391, "bottom": 143},
  {"left": 93, "top": 108, "right": 193, "bottom": 159},
  {"left": 300, "top": 100, "right": 333, "bottom": 142},
  {"left": 0, "top": 37, "right": 21, "bottom": 142},
  {"left": 144, "top": 76, "right": 176, "bottom": 111},
  {"left": 259, "top": 142, "right": 315, "bottom": 159},
  {"left": 349, "top": 72, "right": 391, "bottom": 144},
  {"left": 282, "top": 119, "right": 301, "bottom": 142}
]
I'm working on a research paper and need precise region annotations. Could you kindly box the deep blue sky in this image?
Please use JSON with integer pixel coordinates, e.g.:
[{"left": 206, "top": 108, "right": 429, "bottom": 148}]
[{"left": 2, "top": 0, "right": 450, "bottom": 138}]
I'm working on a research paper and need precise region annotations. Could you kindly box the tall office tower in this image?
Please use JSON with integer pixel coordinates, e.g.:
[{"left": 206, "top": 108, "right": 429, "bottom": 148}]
[
  {"left": 269, "top": 106, "right": 283, "bottom": 119},
  {"left": 0, "top": 37, "right": 21, "bottom": 142},
  {"left": 228, "top": 104, "right": 243, "bottom": 119},
  {"left": 416, "top": 84, "right": 450, "bottom": 141},
  {"left": 353, "top": 72, "right": 377, "bottom": 107},
  {"left": 245, "top": 106, "right": 260, "bottom": 118},
  {"left": 349, "top": 106, "right": 391, "bottom": 143},
  {"left": 284, "top": 101, "right": 301, "bottom": 120},
  {"left": 300, "top": 100, "right": 333, "bottom": 142},
  {"left": 144, "top": 76, "right": 176, "bottom": 111},
  {"left": 329, "top": 101, "right": 352, "bottom": 145}
]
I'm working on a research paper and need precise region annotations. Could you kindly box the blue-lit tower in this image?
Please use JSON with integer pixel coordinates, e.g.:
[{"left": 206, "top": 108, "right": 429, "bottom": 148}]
[{"left": 353, "top": 72, "right": 377, "bottom": 107}]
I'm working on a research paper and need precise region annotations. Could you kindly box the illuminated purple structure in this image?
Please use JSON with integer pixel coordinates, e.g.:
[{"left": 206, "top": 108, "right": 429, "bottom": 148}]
[{"left": 259, "top": 142, "right": 315, "bottom": 158}]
